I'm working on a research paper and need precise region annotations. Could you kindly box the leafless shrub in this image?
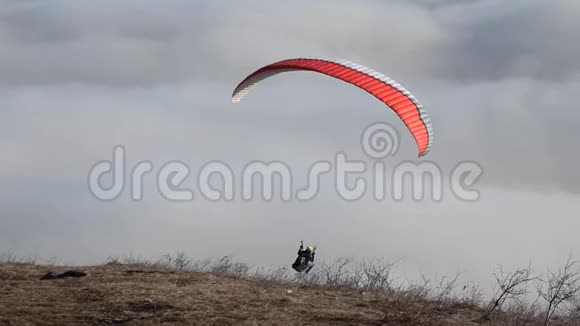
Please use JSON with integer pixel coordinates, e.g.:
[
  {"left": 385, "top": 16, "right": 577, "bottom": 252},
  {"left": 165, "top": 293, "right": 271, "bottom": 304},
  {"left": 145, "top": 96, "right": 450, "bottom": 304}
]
[
  {"left": 432, "top": 273, "right": 462, "bottom": 304},
  {"left": 107, "top": 254, "right": 157, "bottom": 268},
  {"left": 565, "top": 299, "right": 580, "bottom": 324},
  {"left": 211, "top": 256, "right": 249, "bottom": 276},
  {"left": 360, "top": 258, "right": 399, "bottom": 293},
  {"left": 159, "top": 252, "right": 192, "bottom": 271},
  {"left": 0, "top": 253, "right": 18, "bottom": 263},
  {"left": 295, "top": 270, "right": 323, "bottom": 286},
  {"left": 391, "top": 273, "right": 462, "bottom": 312},
  {"left": 119, "top": 255, "right": 144, "bottom": 265},
  {"left": 317, "top": 257, "right": 356, "bottom": 288},
  {"left": 189, "top": 257, "right": 214, "bottom": 272},
  {"left": 458, "top": 281, "right": 484, "bottom": 306},
  {"left": 538, "top": 255, "right": 580, "bottom": 325},
  {"left": 157, "top": 252, "right": 196, "bottom": 286},
  {"left": 45, "top": 256, "right": 58, "bottom": 267},
  {"left": 253, "top": 266, "right": 290, "bottom": 283},
  {"left": 288, "top": 257, "right": 399, "bottom": 292},
  {"left": 504, "top": 296, "right": 543, "bottom": 326},
  {"left": 483, "top": 263, "right": 538, "bottom": 320},
  {"left": 401, "top": 274, "right": 432, "bottom": 301},
  {"left": 0, "top": 253, "right": 37, "bottom": 265}
]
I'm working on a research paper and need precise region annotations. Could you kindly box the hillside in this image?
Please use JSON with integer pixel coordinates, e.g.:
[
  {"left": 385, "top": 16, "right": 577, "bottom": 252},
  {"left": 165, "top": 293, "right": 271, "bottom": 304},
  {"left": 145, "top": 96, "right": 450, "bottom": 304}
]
[
  {"left": 0, "top": 261, "right": 490, "bottom": 326},
  {"left": 2, "top": 258, "right": 577, "bottom": 325}
]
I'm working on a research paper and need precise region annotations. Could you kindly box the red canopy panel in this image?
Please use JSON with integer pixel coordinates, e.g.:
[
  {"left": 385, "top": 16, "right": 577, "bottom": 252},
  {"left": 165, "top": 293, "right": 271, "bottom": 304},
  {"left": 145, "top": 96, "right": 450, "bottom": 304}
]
[{"left": 232, "top": 57, "right": 433, "bottom": 157}]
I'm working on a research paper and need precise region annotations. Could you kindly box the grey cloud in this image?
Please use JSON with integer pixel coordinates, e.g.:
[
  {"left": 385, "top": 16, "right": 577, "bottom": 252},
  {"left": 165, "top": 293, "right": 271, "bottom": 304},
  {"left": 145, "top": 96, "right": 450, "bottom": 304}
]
[
  {"left": 0, "top": 2, "right": 81, "bottom": 43},
  {"left": 420, "top": 78, "right": 580, "bottom": 194},
  {"left": 436, "top": 0, "right": 580, "bottom": 82},
  {"left": 1, "top": 0, "right": 579, "bottom": 85},
  {"left": 0, "top": 0, "right": 444, "bottom": 85},
  {"left": 409, "top": 0, "right": 482, "bottom": 10}
]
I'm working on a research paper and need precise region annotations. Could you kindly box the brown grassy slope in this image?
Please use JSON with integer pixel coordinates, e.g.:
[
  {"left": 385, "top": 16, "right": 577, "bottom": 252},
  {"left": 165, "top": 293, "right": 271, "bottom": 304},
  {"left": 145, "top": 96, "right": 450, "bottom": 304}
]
[{"left": 1, "top": 262, "right": 486, "bottom": 325}]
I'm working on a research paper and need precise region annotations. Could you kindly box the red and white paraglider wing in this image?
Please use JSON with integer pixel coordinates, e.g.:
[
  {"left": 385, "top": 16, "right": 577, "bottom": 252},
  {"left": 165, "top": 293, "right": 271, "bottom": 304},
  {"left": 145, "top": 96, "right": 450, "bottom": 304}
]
[{"left": 232, "top": 57, "right": 433, "bottom": 157}]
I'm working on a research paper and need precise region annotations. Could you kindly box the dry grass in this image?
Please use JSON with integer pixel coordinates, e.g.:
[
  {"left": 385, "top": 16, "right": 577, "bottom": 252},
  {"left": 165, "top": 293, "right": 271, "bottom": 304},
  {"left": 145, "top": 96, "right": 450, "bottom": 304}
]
[
  {"left": 0, "top": 256, "right": 576, "bottom": 325},
  {"left": 0, "top": 260, "right": 483, "bottom": 326}
]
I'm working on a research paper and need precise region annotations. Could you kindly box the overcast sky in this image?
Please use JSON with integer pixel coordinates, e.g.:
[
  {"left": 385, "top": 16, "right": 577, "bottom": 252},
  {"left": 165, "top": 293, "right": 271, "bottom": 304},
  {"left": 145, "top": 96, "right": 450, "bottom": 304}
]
[{"left": 1, "top": 0, "right": 579, "bottom": 293}]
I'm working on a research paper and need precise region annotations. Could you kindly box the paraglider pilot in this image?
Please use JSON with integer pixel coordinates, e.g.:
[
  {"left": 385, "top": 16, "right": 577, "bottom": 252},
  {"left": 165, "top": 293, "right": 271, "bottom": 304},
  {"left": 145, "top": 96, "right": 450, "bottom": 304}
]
[{"left": 292, "top": 241, "right": 316, "bottom": 273}]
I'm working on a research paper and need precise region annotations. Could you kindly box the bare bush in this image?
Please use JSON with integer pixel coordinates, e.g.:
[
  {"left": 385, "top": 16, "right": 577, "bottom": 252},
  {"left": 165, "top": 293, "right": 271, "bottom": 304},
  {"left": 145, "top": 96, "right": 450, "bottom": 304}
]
[
  {"left": 484, "top": 263, "right": 538, "bottom": 320},
  {"left": 301, "top": 270, "right": 323, "bottom": 286},
  {"left": 360, "top": 258, "right": 399, "bottom": 293},
  {"left": 432, "top": 273, "right": 462, "bottom": 304},
  {"left": 0, "top": 253, "right": 17, "bottom": 264},
  {"left": 317, "top": 257, "right": 356, "bottom": 288},
  {"left": 565, "top": 299, "right": 580, "bottom": 324},
  {"left": 290, "top": 257, "right": 399, "bottom": 292},
  {"left": 159, "top": 252, "right": 192, "bottom": 271},
  {"left": 253, "top": 266, "right": 290, "bottom": 283},
  {"left": 401, "top": 274, "right": 432, "bottom": 301},
  {"left": 107, "top": 254, "right": 158, "bottom": 269},
  {"left": 538, "top": 255, "right": 580, "bottom": 325},
  {"left": 0, "top": 253, "right": 38, "bottom": 265},
  {"left": 211, "top": 256, "right": 249, "bottom": 276},
  {"left": 458, "top": 281, "right": 484, "bottom": 306},
  {"left": 504, "top": 296, "right": 543, "bottom": 325},
  {"left": 189, "top": 257, "right": 214, "bottom": 272}
]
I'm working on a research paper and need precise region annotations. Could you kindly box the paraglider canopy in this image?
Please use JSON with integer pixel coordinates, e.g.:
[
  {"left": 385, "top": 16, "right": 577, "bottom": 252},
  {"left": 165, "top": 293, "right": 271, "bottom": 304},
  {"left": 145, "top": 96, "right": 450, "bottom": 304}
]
[{"left": 232, "top": 57, "right": 433, "bottom": 157}]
